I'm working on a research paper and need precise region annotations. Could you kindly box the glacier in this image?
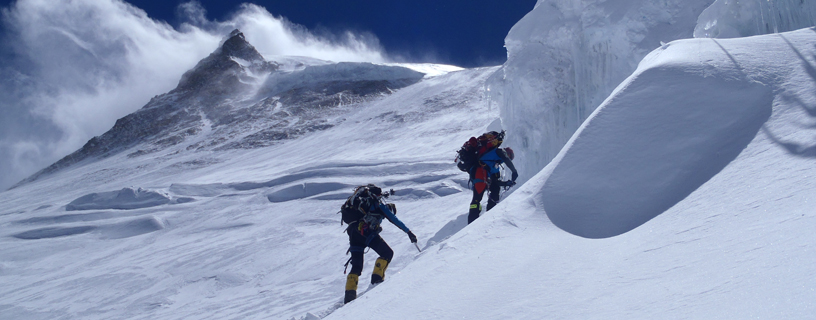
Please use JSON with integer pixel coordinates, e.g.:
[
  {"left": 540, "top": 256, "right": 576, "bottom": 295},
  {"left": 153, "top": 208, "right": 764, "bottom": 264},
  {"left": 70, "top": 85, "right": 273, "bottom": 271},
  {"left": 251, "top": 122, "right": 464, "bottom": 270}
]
[
  {"left": 695, "top": 0, "right": 816, "bottom": 38},
  {"left": 489, "top": 0, "right": 816, "bottom": 184}
]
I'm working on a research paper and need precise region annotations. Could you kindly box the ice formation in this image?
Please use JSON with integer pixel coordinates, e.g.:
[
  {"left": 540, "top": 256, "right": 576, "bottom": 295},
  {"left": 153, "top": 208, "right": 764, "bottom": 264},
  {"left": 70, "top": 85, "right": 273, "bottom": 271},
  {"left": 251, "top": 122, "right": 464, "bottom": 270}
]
[
  {"left": 486, "top": 0, "right": 713, "bottom": 183},
  {"left": 541, "top": 35, "right": 779, "bottom": 238},
  {"left": 694, "top": 0, "right": 816, "bottom": 38}
]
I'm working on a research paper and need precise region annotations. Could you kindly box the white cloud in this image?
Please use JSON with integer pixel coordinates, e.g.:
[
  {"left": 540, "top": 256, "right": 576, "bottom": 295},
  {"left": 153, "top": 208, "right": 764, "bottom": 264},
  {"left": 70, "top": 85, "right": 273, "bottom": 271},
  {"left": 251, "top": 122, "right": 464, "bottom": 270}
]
[
  {"left": 228, "top": 4, "right": 387, "bottom": 62},
  {"left": 0, "top": 0, "right": 389, "bottom": 190}
]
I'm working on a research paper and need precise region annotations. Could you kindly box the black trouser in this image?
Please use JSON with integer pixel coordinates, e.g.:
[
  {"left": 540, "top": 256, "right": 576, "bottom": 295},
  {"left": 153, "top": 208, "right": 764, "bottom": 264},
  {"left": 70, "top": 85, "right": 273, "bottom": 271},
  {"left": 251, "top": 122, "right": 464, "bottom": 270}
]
[
  {"left": 468, "top": 173, "right": 501, "bottom": 224},
  {"left": 347, "top": 224, "right": 394, "bottom": 276}
]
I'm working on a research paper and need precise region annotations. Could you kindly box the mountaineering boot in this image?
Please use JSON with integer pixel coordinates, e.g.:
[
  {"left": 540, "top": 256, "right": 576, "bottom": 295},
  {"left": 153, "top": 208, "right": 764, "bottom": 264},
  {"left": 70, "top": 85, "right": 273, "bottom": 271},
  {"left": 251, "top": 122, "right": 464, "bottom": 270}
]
[
  {"left": 371, "top": 257, "right": 389, "bottom": 284},
  {"left": 344, "top": 273, "right": 359, "bottom": 304},
  {"left": 468, "top": 203, "right": 482, "bottom": 224}
]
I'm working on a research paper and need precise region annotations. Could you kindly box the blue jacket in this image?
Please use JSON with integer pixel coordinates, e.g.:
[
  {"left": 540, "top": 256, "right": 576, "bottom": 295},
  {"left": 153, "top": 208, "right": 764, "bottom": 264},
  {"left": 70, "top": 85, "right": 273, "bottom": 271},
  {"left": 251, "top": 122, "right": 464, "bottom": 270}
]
[
  {"left": 479, "top": 148, "right": 518, "bottom": 176},
  {"left": 364, "top": 201, "right": 410, "bottom": 233}
]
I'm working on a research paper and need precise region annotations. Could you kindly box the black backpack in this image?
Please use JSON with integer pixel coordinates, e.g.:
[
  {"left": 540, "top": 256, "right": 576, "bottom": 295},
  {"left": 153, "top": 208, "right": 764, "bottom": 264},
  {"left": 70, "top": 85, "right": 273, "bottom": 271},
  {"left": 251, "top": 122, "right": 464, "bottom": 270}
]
[
  {"left": 455, "top": 131, "right": 505, "bottom": 172},
  {"left": 340, "top": 185, "right": 396, "bottom": 225},
  {"left": 341, "top": 186, "right": 370, "bottom": 225}
]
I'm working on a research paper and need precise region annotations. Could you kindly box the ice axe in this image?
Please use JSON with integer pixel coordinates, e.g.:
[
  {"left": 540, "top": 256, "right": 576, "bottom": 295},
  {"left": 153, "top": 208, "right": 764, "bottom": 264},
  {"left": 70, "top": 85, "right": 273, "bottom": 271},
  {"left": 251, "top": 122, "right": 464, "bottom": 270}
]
[{"left": 388, "top": 188, "right": 419, "bottom": 253}]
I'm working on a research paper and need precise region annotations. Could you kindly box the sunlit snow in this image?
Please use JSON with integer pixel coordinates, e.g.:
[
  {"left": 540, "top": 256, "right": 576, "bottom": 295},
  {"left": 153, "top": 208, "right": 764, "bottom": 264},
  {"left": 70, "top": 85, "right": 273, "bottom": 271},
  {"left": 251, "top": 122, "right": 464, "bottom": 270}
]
[{"left": 3, "top": 1, "right": 816, "bottom": 320}]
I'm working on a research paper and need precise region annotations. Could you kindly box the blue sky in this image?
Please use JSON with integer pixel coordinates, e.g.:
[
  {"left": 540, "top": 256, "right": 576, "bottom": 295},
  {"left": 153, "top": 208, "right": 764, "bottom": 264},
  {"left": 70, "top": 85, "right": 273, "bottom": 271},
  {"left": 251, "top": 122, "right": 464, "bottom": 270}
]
[
  {"left": 129, "top": 0, "right": 536, "bottom": 67},
  {"left": 0, "top": 0, "right": 537, "bottom": 68},
  {"left": 121, "top": 0, "right": 536, "bottom": 67},
  {"left": 0, "top": 0, "right": 536, "bottom": 72}
]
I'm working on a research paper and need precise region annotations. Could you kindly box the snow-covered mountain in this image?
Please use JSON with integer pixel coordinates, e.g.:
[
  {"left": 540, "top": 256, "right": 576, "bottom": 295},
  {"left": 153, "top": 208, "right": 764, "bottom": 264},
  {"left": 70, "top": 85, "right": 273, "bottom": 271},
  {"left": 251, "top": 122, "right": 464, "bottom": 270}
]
[
  {"left": 0, "top": 26, "right": 495, "bottom": 320},
  {"left": 11, "top": 30, "right": 426, "bottom": 189},
  {"left": 3, "top": 1, "right": 816, "bottom": 319}
]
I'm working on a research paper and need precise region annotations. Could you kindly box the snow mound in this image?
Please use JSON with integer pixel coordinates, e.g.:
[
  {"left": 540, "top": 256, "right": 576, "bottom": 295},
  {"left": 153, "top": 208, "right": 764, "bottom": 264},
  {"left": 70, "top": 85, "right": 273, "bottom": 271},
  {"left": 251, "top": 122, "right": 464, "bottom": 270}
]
[
  {"left": 695, "top": 0, "right": 816, "bottom": 38},
  {"left": 539, "top": 28, "right": 816, "bottom": 238},
  {"left": 13, "top": 226, "right": 97, "bottom": 240},
  {"left": 171, "top": 161, "right": 461, "bottom": 203},
  {"left": 12, "top": 216, "right": 164, "bottom": 240},
  {"left": 98, "top": 216, "right": 164, "bottom": 239},
  {"left": 266, "top": 182, "right": 351, "bottom": 203},
  {"left": 66, "top": 187, "right": 193, "bottom": 211}
]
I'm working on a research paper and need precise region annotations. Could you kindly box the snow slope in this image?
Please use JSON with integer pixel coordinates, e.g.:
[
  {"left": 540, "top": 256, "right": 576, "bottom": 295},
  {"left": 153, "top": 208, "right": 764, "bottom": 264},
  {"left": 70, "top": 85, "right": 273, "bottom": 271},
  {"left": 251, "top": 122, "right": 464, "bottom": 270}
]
[
  {"left": 0, "top": 63, "right": 500, "bottom": 320},
  {"left": 326, "top": 27, "right": 816, "bottom": 319}
]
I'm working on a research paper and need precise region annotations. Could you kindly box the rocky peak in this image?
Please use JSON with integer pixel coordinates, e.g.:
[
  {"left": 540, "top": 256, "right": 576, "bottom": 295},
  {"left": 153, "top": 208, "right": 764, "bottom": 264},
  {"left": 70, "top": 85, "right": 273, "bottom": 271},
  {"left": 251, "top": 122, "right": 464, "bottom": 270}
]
[
  {"left": 219, "top": 29, "right": 265, "bottom": 63},
  {"left": 11, "top": 30, "right": 426, "bottom": 189},
  {"left": 174, "top": 29, "right": 277, "bottom": 94}
]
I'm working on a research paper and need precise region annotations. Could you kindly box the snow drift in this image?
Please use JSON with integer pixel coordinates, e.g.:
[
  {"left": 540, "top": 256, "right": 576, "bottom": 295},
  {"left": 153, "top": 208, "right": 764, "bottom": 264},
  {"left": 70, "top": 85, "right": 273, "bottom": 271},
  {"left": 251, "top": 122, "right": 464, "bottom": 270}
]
[
  {"left": 66, "top": 187, "right": 193, "bottom": 211},
  {"left": 542, "top": 28, "right": 816, "bottom": 238},
  {"left": 540, "top": 38, "right": 776, "bottom": 238}
]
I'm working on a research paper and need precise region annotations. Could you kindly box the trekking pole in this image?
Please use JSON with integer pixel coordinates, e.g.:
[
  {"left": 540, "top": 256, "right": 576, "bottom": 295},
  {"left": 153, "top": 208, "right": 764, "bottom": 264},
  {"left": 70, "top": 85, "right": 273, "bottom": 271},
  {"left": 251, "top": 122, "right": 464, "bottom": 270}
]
[{"left": 414, "top": 242, "right": 422, "bottom": 252}]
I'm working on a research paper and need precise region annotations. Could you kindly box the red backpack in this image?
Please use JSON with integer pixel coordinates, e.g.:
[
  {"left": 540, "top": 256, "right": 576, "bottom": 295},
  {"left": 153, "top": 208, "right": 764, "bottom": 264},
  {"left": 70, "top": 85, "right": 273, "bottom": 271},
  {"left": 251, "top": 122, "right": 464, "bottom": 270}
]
[{"left": 455, "top": 131, "right": 505, "bottom": 172}]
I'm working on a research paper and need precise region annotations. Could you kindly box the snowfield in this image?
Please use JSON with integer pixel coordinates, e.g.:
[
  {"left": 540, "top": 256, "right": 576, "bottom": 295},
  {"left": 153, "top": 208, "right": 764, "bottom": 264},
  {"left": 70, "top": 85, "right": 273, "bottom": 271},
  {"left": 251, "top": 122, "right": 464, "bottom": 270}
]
[{"left": 3, "top": 1, "right": 816, "bottom": 319}]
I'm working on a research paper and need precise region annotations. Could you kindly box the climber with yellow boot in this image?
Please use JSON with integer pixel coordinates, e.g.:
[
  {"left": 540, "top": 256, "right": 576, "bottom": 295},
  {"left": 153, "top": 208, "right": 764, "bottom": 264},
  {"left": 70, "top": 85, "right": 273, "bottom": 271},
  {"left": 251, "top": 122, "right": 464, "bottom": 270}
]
[{"left": 339, "top": 184, "right": 417, "bottom": 304}]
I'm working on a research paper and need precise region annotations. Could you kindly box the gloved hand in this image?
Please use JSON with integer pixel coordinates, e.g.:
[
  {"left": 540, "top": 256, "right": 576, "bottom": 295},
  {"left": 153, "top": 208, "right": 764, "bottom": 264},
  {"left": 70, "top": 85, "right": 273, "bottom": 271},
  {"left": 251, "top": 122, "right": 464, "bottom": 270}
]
[{"left": 407, "top": 231, "right": 417, "bottom": 243}]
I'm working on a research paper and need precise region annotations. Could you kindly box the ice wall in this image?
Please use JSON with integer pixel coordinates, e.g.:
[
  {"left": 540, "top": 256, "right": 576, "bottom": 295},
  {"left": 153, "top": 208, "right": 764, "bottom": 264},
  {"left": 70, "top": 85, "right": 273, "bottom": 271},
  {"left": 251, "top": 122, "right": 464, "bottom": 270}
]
[
  {"left": 487, "top": 0, "right": 712, "bottom": 182},
  {"left": 694, "top": 0, "right": 816, "bottom": 38}
]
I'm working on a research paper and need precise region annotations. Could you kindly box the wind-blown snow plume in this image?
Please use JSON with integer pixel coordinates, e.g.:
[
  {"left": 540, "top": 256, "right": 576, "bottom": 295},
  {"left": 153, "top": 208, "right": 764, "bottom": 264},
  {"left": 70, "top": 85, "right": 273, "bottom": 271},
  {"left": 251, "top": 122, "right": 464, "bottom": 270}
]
[
  {"left": 0, "top": 0, "right": 388, "bottom": 191},
  {"left": 227, "top": 4, "right": 386, "bottom": 63}
]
